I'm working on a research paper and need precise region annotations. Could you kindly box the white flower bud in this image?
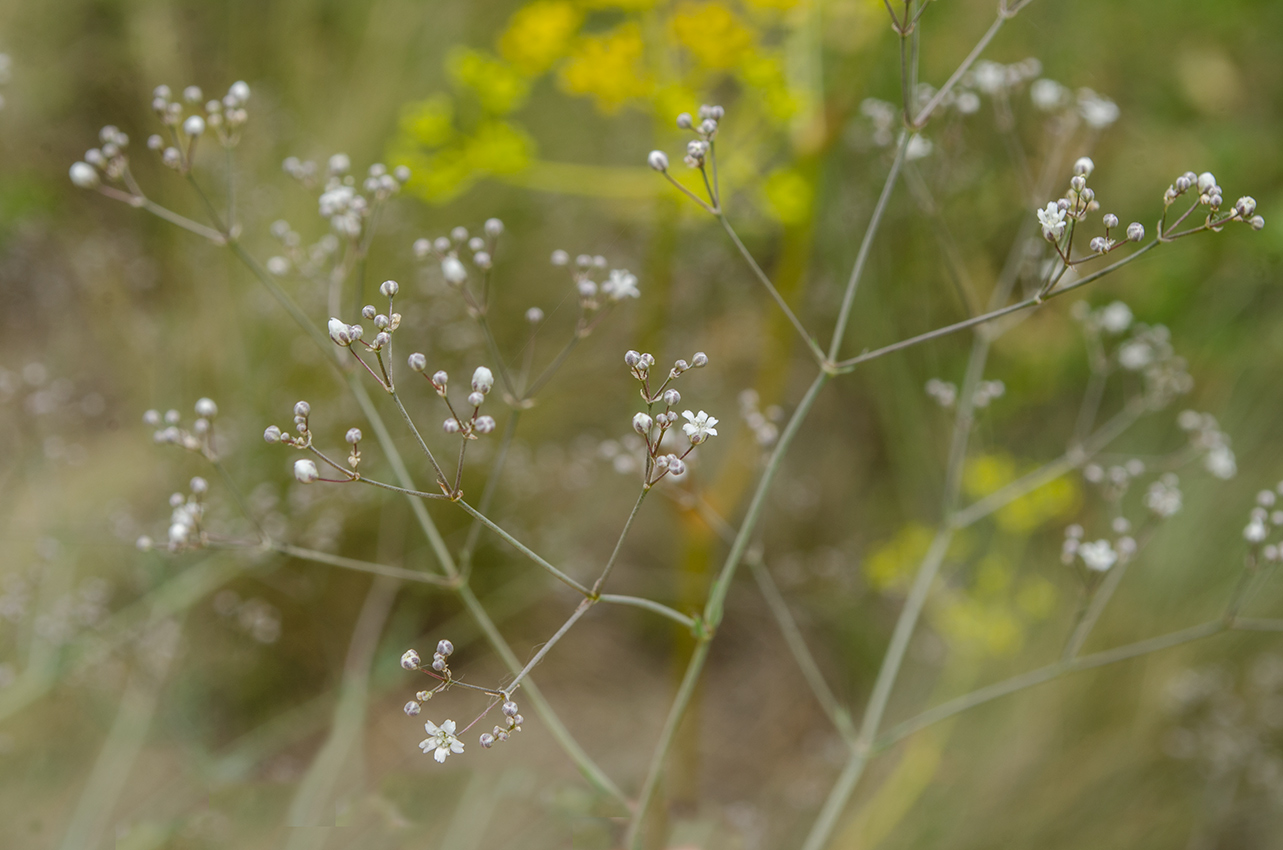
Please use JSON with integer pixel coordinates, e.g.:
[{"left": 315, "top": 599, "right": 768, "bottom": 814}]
[
  {"left": 379, "top": 279, "right": 399, "bottom": 298},
  {"left": 1235, "top": 197, "right": 1257, "bottom": 217},
  {"left": 502, "top": 700, "right": 519, "bottom": 717},
  {"left": 263, "top": 425, "right": 282, "bottom": 443},
  {"left": 1102, "top": 213, "right": 1119, "bottom": 229},
  {"left": 136, "top": 535, "right": 154, "bottom": 551},
  {"left": 194, "top": 397, "right": 218, "bottom": 418},
  {"left": 471, "top": 366, "right": 494, "bottom": 394},
  {"left": 1250, "top": 215, "right": 1266, "bottom": 231},
  {"left": 484, "top": 217, "right": 504, "bottom": 237},
  {"left": 408, "top": 352, "right": 427, "bottom": 372},
  {"left": 372, "top": 331, "right": 390, "bottom": 349},
  {"left": 328, "top": 317, "right": 352, "bottom": 346},
  {"left": 143, "top": 409, "right": 162, "bottom": 426},
  {"left": 663, "top": 389, "right": 681, "bottom": 406},
  {"left": 443, "top": 418, "right": 460, "bottom": 434},
  {"left": 473, "top": 251, "right": 492, "bottom": 269},
  {"left": 633, "top": 412, "right": 653, "bottom": 435},
  {"left": 183, "top": 115, "right": 205, "bottom": 137},
  {"left": 431, "top": 371, "right": 448, "bottom": 391},
  {"left": 1126, "top": 222, "right": 1145, "bottom": 242},
  {"left": 480, "top": 732, "right": 495, "bottom": 748},
  {"left": 1197, "top": 172, "right": 1216, "bottom": 192},
  {"left": 294, "top": 401, "right": 310, "bottom": 417},
  {"left": 69, "top": 162, "right": 100, "bottom": 189},
  {"left": 525, "top": 307, "right": 544, "bottom": 324},
  {"left": 467, "top": 391, "right": 485, "bottom": 407},
  {"left": 401, "top": 649, "right": 421, "bottom": 670},
  {"left": 345, "top": 428, "right": 362, "bottom": 444},
  {"left": 691, "top": 352, "right": 708, "bottom": 368},
  {"left": 404, "top": 701, "right": 422, "bottom": 716},
  {"left": 474, "top": 415, "right": 496, "bottom": 434},
  {"left": 647, "top": 150, "right": 669, "bottom": 172},
  {"left": 451, "top": 226, "right": 469, "bottom": 243},
  {"left": 550, "top": 249, "right": 569, "bottom": 266},
  {"left": 441, "top": 256, "right": 467, "bottom": 284},
  {"left": 1089, "top": 236, "right": 1109, "bottom": 253},
  {"left": 624, "top": 350, "right": 641, "bottom": 368},
  {"left": 293, "top": 459, "right": 319, "bottom": 484},
  {"left": 1073, "top": 156, "right": 1094, "bottom": 177},
  {"left": 676, "top": 112, "right": 693, "bottom": 129}
]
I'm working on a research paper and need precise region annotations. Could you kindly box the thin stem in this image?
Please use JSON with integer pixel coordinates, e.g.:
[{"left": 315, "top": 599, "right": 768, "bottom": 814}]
[
  {"left": 827, "top": 133, "right": 910, "bottom": 360},
  {"left": 502, "top": 598, "right": 593, "bottom": 696},
  {"left": 1062, "top": 559, "right": 1131, "bottom": 660},
  {"left": 624, "top": 639, "right": 711, "bottom": 849},
  {"left": 800, "top": 753, "right": 870, "bottom": 850},
  {"left": 388, "top": 388, "right": 450, "bottom": 489},
  {"left": 270, "top": 542, "right": 453, "bottom": 586},
  {"left": 748, "top": 555, "right": 855, "bottom": 740},
  {"left": 591, "top": 488, "right": 650, "bottom": 595},
  {"left": 598, "top": 595, "right": 696, "bottom": 630},
  {"left": 459, "top": 410, "right": 521, "bottom": 583},
  {"left": 716, "top": 215, "right": 825, "bottom": 362},
  {"left": 356, "top": 476, "right": 451, "bottom": 500},
  {"left": 455, "top": 501, "right": 593, "bottom": 597},
  {"left": 523, "top": 334, "right": 581, "bottom": 400},
  {"left": 912, "top": 11, "right": 1010, "bottom": 129}
]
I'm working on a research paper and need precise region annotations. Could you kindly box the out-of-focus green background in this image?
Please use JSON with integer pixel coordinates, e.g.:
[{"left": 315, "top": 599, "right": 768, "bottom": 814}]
[{"left": 2, "top": 0, "right": 1282, "bottom": 848}]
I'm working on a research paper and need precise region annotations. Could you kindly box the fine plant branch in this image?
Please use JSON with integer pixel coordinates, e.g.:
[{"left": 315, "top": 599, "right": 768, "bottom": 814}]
[
  {"left": 716, "top": 214, "right": 827, "bottom": 364},
  {"left": 598, "top": 595, "right": 697, "bottom": 630},
  {"left": 833, "top": 239, "right": 1162, "bottom": 372},
  {"left": 591, "top": 488, "right": 650, "bottom": 595},
  {"left": 270, "top": 542, "right": 454, "bottom": 586},
  {"left": 455, "top": 500, "right": 593, "bottom": 597},
  {"left": 827, "top": 132, "right": 910, "bottom": 361},
  {"left": 501, "top": 598, "right": 594, "bottom": 697},
  {"left": 459, "top": 409, "right": 522, "bottom": 583}
]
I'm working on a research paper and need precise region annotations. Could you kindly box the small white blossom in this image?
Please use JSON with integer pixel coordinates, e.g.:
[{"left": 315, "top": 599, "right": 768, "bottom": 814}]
[
  {"left": 294, "top": 459, "right": 319, "bottom": 484},
  {"left": 1037, "top": 203, "right": 1067, "bottom": 240},
  {"left": 1204, "top": 445, "right": 1237, "bottom": 480},
  {"left": 419, "top": 719, "right": 465, "bottom": 763},
  {"left": 1099, "top": 302, "right": 1133, "bottom": 334},
  {"left": 328, "top": 317, "right": 354, "bottom": 346},
  {"left": 471, "top": 366, "right": 494, "bottom": 394},
  {"left": 1118, "top": 340, "right": 1153, "bottom": 371},
  {"left": 1245, "top": 519, "right": 1268, "bottom": 544},
  {"left": 441, "top": 256, "right": 468, "bottom": 284},
  {"left": 602, "top": 269, "right": 640, "bottom": 301},
  {"left": 681, "top": 410, "right": 719, "bottom": 444},
  {"left": 1145, "top": 476, "right": 1182, "bottom": 518},
  {"left": 1031, "top": 78, "right": 1069, "bottom": 111},
  {"left": 1078, "top": 89, "right": 1120, "bottom": 128},
  {"left": 69, "top": 162, "right": 100, "bottom": 189},
  {"left": 1079, "top": 539, "right": 1118, "bottom": 572}
]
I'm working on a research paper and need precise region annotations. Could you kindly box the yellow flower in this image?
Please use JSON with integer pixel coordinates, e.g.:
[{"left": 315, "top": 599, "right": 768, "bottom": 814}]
[
  {"left": 670, "top": 2, "right": 755, "bottom": 71},
  {"left": 447, "top": 48, "right": 530, "bottom": 115},
  {"left": 397, "top": 94, "right": 454, "bottom": 148},
  {"left": 499, "top": 0, "right": 582, "bottom": 76},
  {"left": 559, "top": 23, "right": 652, "bottom": 113},
  {"left": 762, "top": 167, "right": 814, "bottom": 225}
]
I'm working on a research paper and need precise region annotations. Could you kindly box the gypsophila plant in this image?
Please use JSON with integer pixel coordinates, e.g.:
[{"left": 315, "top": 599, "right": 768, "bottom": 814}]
[{"left": 50, "top": 1, "right": 1282, "bottom": 847}]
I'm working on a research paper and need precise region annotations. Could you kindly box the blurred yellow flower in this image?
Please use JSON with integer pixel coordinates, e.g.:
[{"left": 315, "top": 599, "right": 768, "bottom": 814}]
[
  {"left": 762, "top": 166, "right": 814, "bottom": 225},
  {"left": 499, "top": 0, "right": 582, "bottom": 75},
  {"left": 671, "top": 2, "right": 755, "bottom": 71},
  {"left": 448, "top": 48, "right": 529, "bottom": 115},
  {"left": 559, "top": 23, "right": 652, "bottom": 113}
]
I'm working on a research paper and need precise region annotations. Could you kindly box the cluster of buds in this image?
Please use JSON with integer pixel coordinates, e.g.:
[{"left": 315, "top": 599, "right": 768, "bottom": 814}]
[
  {"left": 285, "top": 154, "right": 409, "bottom": 239},
  {"left": 145, "top": 82, "right": 252, "bottom": 173},
  {"left": 647, "top": 105, "right": 725, "bottom": 213},
  {"left": 547, "top": 250, "right": 641, "bottom": 312},
  {"left": 479, "top": 698, "right": 523, "bottom": 749},
  {"left": 1061, "top": 523, "right": 1136, "bottom": 576},
  {"left": 69, "top": 125, "right": 131, "bottom": 189},
  {"left": 1083, "top": 457, "right": 1148, "bottom": 505},
  {"left": 324, "top": 280, "right": 405, "bottom": 389},
  {"left": 406, "top": 363, "right": 499, "bottom": 440},
  {"left": 137, "top": 475, "right": 209, "bottom": 553},
  {"left": 400, "top": 639, "right": 457, "bottom": 712},
  {"left": 1177, "top": 410, "right": 1238, "bottom": 481},
  {"left": 1243, "top": 487, "right": 1283, "bottom": 560},
  {"left": 144, "top": 397, "right": 220, "bottom": 460},
  {"left": 1037, "top": 158, "right": 1146, "bottom": 257},
  {"left": 413, "top": 219, "right": 504, "bottom": 293},
  {"left": 1144, "top": 474, "right": 1184, "bottom": 519},
  {"left": 625, "top": 349, "right": 715, "bottom": 487},
  {"left": 1162, "top": 171, "right": 1264, "bottom": 235}
]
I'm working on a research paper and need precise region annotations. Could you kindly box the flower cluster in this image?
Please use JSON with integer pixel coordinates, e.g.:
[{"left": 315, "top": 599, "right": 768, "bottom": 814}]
[
  {"left": 624, "top": 349, "right": 715, "bottom": 487},
  {"left": 547, "top": 249, "right": 641, "bottom": 311},
  {"left": 134, "top": 475, "right": 209, "bottom": 553},
  {"left": 1160, "top": 170, "right": 1264, "bottom": 234},
  {"left": 399, "top": 640, "right": 523, "bottom": 762},
  {"left": 1037, "top": 157, "right": 1145, "bottom": 256},
  {"left": 143, "top": 398, "right": 220, "bottom": 460},
  {"left": 413, "top": 219, "right": 505, "bottom": 293},
  {"left": 1177, "top": 410, "right": 1238, "bottom": 481},
  {"left": 280, "top": 154, "right": 408, "bottom": 241},
  {"left": 1061, "top": 523, "right": 1134, "bottom": 575},
  {"left": 647, "top": 104, "right": 726, "bottom": 212},
  {"left": 406, "top": 364, "right": 499, "bottom": 440}
]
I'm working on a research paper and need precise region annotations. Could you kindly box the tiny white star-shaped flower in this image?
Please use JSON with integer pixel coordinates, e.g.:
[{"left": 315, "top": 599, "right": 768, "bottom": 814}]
[
  {"left": 419, "top": 719, "right": 465, "bottom": 763},
  {"left": 1078, "top": 540, "right": 1117, "bottom": 572},
  {"left": 602, "top": 269, "right": 640, "bottom": 301},
  {"left": 681, "top": 410, "right": 719, "bottom": 444},
  {"left": 1037, "top": 202, "right": 1067, "bottom": 240}
]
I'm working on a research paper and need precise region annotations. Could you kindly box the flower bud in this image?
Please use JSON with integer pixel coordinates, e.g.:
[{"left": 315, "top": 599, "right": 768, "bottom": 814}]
[
  {"left": 473, "top": 250, "right": 492, "bottom": 269},
  {"left": 502, "top": 700, "right": 519, "bottom": 717},
  {"left": 525, "top": 307, "right": 544, "bottom": 324},
  {"left": 401, "top": 649, "right": 421, "bottom": 670},
  {"left": 443, "top": 418, "right": 460, "bottom": 434},
  {"left": 183, "top": 115, "right": 205, "bottom": 136},
  {"left": 550, "top": 249, "right": 569, "bottom": 266},
  {"left": 69, "top": 162, "right": 100, "bottom": 189},
  {"left": 294, "top": 459, "right": 319, "bottom": 484},
  {"left": 1102, "top": 213, "right": 1119, "bottom": 229},
  {"left": 1089, "top": 236, "right": 1109, "bottom": 253},
  {"left": 379, "top": 279, "right": 399, "bottom": 298},
  {"left": 372, "top": 331, "right": 390, "bottom": 350},
  {"left": 1197, "top": 172, "right": 1216, "bottom": 192},
  {"left": 479, "top": 732, "right": 495, "bottom": 748},
  {"left": 1126, "top": 222, "right": 1145, "bottom": 242},
  {"left": 1073, "top": 156, "right": 1094, "bottom": 176},
  {"left": 624, "top": 350, "right": 641, "bottom": 368},
  {"left": 328, "top": 317, "right": 353, "bottom": 346},
  {"left": 436, "top": 639, "right": 454, "bottom": 657},
  {"left": 663, "top": 389, "right": 681, "bottom": 406},
  {"left": 471, "top": 366, "right": 494, "bottom": 394},
  {"left": 294, "top": 401, "right": 310, "bottom": 417},
  {"left": 1235, "top": 196, "right": 1257, "bottom": 217},
  {"left": 467, "top": 391, "right": 485, "bottom": 407},
  {"left": 1250, "top": 215, "right": 1266, "bottom": 231},
  {"left": 1070, "top": 175, "right": 1086, "bottom": 192},
  {"left": 441, "top": 256, "right": 468, "bottom": 285},
  {"left": 345, "top": 428, "right": 362, "bottom": 444},
  {"left": 485, "top": 217, "right": 504, "bottom": 237},
  {"left": 264, "top": 425, "right": 282, "bottom": 443},
  {"left": 691, "top": 352, "right": 708, "bottom": 368},
  {"left": 633, "top": 413, "right": 653, "bottom": 435},
  {"left": 474, "top": 415, "right": 496, "bottom": 434},
  {"left": 403, "top": 701, "right": 422, "bottom": 716},
  {"left": 408, "top": 352, "right": 427, "bottom": 372},
  {"left": 431, "top": 371, "right": 449, "bottom": 392},
  {"left": 647, "top": 150, "right": 669, "bottom": 172},
  {"left": 676, "top": 112, "right": 693, "bottom": 129},
  {"left": 195, "top": 397, "right": 218, "bottom": 418}
]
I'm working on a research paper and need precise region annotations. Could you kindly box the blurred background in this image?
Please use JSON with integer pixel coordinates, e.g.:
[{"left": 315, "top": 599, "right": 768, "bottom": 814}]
[{"left": 1, "top": 0, "right": 1282, "bottom": 848}]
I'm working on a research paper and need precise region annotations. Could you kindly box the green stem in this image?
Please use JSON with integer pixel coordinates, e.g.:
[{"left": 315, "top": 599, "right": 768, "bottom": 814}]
[{"left": 455, "top": 500, "right": 593, "bottom": 597}]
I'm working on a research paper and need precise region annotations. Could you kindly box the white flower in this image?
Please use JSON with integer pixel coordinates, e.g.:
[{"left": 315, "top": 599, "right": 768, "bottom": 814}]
[
  {"left": 183, "top": 114, "right": 205, "bottom": 137},
  {"left": 1145, "top": 476, "right": 1183, "bottom": 518},
  {"left": 647, "top": 150, "right": 668, "bottom": 171},
  {"left": 905, "top": 134, "right": 933, "bottom": 161},
  {"left": 1245, "top": 519, "right": 1268, "bottom": 544},
  {"left": 1037, "top": 203, "right": 1067, "bottom": 240},
  {"left": 1099, "top": 302, "right": 1133, "bottom": 335},
  {"left": 1204, "top": 445, "right": 1237, "bottom": 480},
  {"left": 419, "top": 719, "right": 465, "bottom": 763},
  {"left": 972, "top": 61, "right": 1007, "bottom": 94},
  {"left": 681, "top": 410, "right": 719, "bottom": 444},
  {"left": 1077, "top": 89, "right": 1120, "bottom": 128},
  {"left": 1118, "top": 340, "right": 1153, "bottom": 371},
  {"left": 1031, "top": 78, "right": 1069, "bottom": 111},
  {"left": 1079, "top": 539, "right": 1118, "bottom": 572},
  {"left": 602, "top": 269, "right": 640, "bottom": 301}
]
